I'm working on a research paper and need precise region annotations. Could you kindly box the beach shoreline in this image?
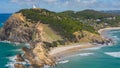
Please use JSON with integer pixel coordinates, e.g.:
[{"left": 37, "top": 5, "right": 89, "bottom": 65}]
[
  {"left": 50, "top": 27, "right": 120, "bottom": 61},
  {"left": 98, "top": 27, "right": 120, "bottom": 35},
  {"left": 49, "top": 43, "right": 95, "bottom": 58}
]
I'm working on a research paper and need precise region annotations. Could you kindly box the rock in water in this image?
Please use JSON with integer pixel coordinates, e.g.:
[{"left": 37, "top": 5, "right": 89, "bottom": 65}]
[
  {"left": 16, "top": 54, "right": 25, "bottom": 62},
  {"left": 14, "top": 63, "right": 25, "bottom": 68}
]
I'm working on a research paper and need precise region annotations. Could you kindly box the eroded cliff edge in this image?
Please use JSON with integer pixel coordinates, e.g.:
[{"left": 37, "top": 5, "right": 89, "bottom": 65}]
[{"left": 0, "top": 9, "right": 112, "bottom": 68}]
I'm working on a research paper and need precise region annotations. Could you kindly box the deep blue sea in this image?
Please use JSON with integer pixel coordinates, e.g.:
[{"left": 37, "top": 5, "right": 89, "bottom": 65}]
[{"left": 1, "top": 14, "right": 120, "bottom": 68}]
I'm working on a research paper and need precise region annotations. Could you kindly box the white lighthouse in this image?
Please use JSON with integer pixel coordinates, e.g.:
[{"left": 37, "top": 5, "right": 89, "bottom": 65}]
[{"left": 32, "top": 4, "right": 37, "bottom": 8}]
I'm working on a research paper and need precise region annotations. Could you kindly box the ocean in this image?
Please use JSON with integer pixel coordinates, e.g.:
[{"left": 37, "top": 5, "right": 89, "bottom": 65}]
[
  {"left": 50, "top": 29, "right": 120, "bottom": 68},
  {"left": 0, "top": 14, "right": 26, "bottom": 68},
  {"left": 0, "top": 14, "right": 120, "bottom": 68}
]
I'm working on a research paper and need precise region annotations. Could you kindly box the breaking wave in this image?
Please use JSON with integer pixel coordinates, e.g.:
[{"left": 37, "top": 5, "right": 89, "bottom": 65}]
[{"left": 105, "top": 52, "right": 120, "bottom": 58}]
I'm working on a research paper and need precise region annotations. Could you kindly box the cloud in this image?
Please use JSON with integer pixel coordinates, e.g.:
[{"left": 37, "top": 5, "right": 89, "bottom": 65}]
[
  {"left": 75, "top": 0, "right": 97, "bottom": 5},
  {"left": 10, "top": 0, "right": 97, "bottom": 6},
  {"left": 76, "top": 0, "right": 81, "bottom": 2},
  {"left": 44, "top": 0, "right": 58, "bottom": 3},
  {"left": 82, "top": 0, "right": 97, "bottom": 4},
  {"left": 9, "top": 0, "right": 120, "bottom": 12},
  {"left": 10, "top": 0, "right": 39, "bottom": 5}
]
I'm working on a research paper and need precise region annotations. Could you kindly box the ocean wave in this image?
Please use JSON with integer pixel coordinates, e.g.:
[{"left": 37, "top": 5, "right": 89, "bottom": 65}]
[
  {"left": 5, "top": 55, "right": 27, "bottom": 68},
  {"left": 25, "top": 43, "right": 30, "bottom": 46},
  {"left": 44, "top": 65, "right": 50, "bottom": 68},
  {"left": 0, "top": 40, "right": 20, "bottom": 46},
  {"left": 14, "top": 42, "right": 20, "bottom": 45},
  {"left": 0, "top": 40, "right": 11, "bottom": 43},
  {"left": 5, "top": 56, "right": 17, "bottom": 68},
  {"left": 10, "top": 49, "right": 21, "bottom": 52},
  {"left": 109, "top": 30, "right": 120, "bottom": 34},
  {"left": 105, "top": 52, "right": 120, "bottom": 58},
  {"left": 24, "top": 43, "right": 30, "bottom": 48},
  {"left": 58, "top": 60, "right": 69, "bottom": 64},
  {"left": 83, "top": 46, "right": 104, "bottom": 50},
  {"left": 112, "top": 36, "right": 119, "bottom": 40},
  {"left": 76, "top": 53, "right": 94, "bottom": 56},
  {"left": 69, "top": 53, "right": 94, "bottom": 58}
]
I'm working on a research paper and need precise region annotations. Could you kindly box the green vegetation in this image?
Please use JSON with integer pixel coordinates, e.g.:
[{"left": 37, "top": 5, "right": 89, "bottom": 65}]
[
  {"left": 17, "top": 8, "right": 120, "bottom": 42},
  {"left": 18, "top": 9, "right": 96, "bottom": 41}
]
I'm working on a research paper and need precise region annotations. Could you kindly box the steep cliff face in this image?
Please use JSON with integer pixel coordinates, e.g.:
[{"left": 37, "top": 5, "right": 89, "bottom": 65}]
[
  {"left": 0, "top": 13, "right": 62, "bottom": 43},
  {"left": 0, "top": 13, "right": 34, "bottom": 42}
]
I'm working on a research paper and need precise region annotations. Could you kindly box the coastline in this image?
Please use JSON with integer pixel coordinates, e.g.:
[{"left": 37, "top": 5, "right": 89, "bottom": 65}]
[
  {"left": 4, "top": 27, "right": 120, "bottom": 68},
  {"left": 49, "top": 27, "right": 120, "bottom": 61},
  {"left": 98, "top": 27, "right": 120, "bottom": 35}
]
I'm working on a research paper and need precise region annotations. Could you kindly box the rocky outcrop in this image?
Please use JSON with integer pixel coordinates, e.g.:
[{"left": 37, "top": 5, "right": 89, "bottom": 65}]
[
  {"left": 0, "top": 13, "right": 34, "bottom": 42},
  {"left": 73, "top": 31, "right": 111, "bottom": 45},
  {"left": 14, "top": 63, "right": 25, "bottom": 68},
  {"left": 22, "top": 42, "right": 56, "bottom": 67},
  {"left": 15, "top": 54, "right": 25, "bottom": 62}
]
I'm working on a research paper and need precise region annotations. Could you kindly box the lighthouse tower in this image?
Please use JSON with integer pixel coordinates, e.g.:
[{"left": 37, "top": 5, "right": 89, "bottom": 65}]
[{"left": 32, "top": 4, "right": 37, "bottom": 8}]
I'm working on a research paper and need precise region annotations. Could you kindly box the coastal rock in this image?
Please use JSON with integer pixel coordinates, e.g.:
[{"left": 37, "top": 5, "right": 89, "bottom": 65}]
[
  {"left": 16, "top": 54, "right": 25, "bottom": 62},
  {"left": 32, "top": 42, "right": 56, "bottom": 66},
  {"left": 14, "top": 63, "right": 25, "bottom": 68},
  {"left": 0, "top": 13, "right": 34, "bottom": 42},
  {"left": 22, "top": 42, "right": 56, "bottom": 67},
  {"left": 73, "top": 31, "right": 111, "bottom": 44},
  {"left": 22, "top": 47, "right": 35, "bottom": 63}
]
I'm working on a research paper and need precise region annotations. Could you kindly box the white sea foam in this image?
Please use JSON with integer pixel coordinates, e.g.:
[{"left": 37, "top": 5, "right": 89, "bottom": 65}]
[
  {"left": 0, "top": 40, "right": 20, "bottom": 46},
  {"left": 14, "top": 42, "right": 20, "bottom": 45},
  {"left": 83, "top": 46, "right": 104, "bottom": 50},
  {"left": 76, "top": 53, "right": 94, "bottom": 56},
  {"left": 0, "top": 40, "right": 11, "bottom": 43},
  {"left": 58, "top": 60, "right": 69, "bottom": 64},
  {"left": 25, "top": 43, "right": 30, "bottom": 46},
  {"left": 11, "top": 49, "right": 21, "bottom": 52},
  {"left": 105, "top": 52, "right": 120, "bottom": 58},
  {"left": 6, "top": 55, "right": 27, "bottom": 68},
  {"left": 25, "top": 43, "right": 30, "bottom": 48},
  {"left": 109, "top": 30, "right": 120, "bottom": 34},
  {"left": 5, "top": 56, "right": 17, "bottom": 68},
  {"left": 69, "top": 53, "right": 94, "bottom": 58}
]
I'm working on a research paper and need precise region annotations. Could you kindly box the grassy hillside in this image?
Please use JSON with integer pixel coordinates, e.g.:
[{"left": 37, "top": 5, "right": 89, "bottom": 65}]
[
  {"left": 15, "top": 8, "right": 120, "bottom": 43},
  {"left": 18, "top": 9, "right": 96, "bottom": 42}
]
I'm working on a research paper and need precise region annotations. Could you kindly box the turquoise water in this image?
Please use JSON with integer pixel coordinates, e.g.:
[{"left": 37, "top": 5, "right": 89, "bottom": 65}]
[
  {"left": 0, "top": 14, "right": 25, "bottom": 68},
  {"left": 0, "top": 42, "right": 24, "bottom": 68},
  {"left": 51, "top": 30, "right": 120, "bottom": 68}
]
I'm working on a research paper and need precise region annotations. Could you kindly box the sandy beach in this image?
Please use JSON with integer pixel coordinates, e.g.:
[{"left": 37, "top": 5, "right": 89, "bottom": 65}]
[
  {"left": 49, "top": 43, "right": 94, "bottom": 56},
  {"left": 98, "top": 27, "right": 120, "bottom": 34},
  {"left": 50, "top": 27, "right": 120, "bottom": 59}
]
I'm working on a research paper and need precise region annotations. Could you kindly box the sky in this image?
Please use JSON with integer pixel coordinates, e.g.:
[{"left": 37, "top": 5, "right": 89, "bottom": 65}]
[{"left": 0, "top": 0, "right": 120, "bottom": 13}]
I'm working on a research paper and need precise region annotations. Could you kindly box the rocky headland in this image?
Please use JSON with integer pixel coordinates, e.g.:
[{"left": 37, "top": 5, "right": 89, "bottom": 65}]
[{"left": 0, "top": 8, "right": 113, "bottom": 68}]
